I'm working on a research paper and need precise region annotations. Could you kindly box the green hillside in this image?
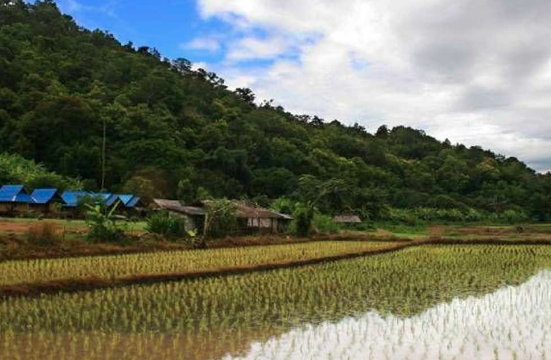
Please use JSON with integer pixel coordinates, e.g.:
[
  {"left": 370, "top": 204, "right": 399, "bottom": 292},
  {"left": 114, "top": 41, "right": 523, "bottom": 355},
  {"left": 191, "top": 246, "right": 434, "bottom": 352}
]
[{"left": 1, "top": 0, "right": 551, "bottom": 220}]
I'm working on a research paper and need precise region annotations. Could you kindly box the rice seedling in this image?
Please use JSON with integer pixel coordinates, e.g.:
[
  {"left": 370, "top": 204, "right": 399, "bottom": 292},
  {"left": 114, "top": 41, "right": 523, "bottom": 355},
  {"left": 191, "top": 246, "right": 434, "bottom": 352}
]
[
  {"left": 0, "top": 241, "right": 397, "bottom": 286},
  {"left": 0, "top": 245, "right": 550, "bottom": 360},
  {"left": 228, "top": 270, "right": 551, "bottom": 360}
]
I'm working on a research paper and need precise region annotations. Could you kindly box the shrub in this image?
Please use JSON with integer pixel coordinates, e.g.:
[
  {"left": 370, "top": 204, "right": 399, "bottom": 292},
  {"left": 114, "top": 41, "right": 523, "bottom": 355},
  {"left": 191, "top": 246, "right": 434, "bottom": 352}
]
[
  {"left": 27, "top": 222, "right": 62, "bottom": 246},
  {"left": 146, "top": 212, "right": 188, "bottom": 239},
  {"left": 204, "top": 199, "right": 238, "bottom": 238},
  {"left": 85, "top": 201, "right": 126, "bottom": 243},
  {"left": 291, "top": 203, "right": 314, "bottom": 237},
  {"left": 271, "top": 197, "right": 297, "bottom": 215},
  {"left": 387, "top": 208, "right": 419, "bottom": 226},
  {"left": 500, "top": 209, "right": 529, "bottom": 224},
  {"left": 312, "top": 213, "right": 340, "bottom": 234}
]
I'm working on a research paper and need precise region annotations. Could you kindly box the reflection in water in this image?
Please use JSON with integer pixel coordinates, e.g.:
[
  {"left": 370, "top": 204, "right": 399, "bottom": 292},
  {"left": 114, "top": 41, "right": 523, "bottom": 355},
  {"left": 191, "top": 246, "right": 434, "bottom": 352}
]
[
  {"left": 2, "top": 246, "right": 551, "bottom": 360},
  {"left": 227, "top": 271, "right": 551, "bottom": 360}
]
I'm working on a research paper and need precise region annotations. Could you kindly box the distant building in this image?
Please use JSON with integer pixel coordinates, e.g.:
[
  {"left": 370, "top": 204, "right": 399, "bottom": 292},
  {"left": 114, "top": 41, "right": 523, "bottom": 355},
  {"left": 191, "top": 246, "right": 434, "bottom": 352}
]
[
  {"left": 152, "top": 199, "right": 293, "bottom": 234},
  {"left": 151, "top": 199, "right": 206, "bottom": 232},
  {"left": 0, "top": 185, "right": 35, "bottom": 214},
  {"left": 29, "top": 188, "right": 63, "bottom": 215},
  {"left": 110, "top": 194, "right": 144, "bottom": 210},
  {"left": 333, "top": 215, "right": 362, "bottom": 225},
  {"left": 60, "top": 191, "right": 144, "bottom": 217},
  {"left": 0, "top": 185, "right": 143, "bottom": 218},
  {"left": 60, "top": 191, "right": 90, "bottom": 209},
  {"left": 226, "top": 201, "right": 294, "bottom": 233}
]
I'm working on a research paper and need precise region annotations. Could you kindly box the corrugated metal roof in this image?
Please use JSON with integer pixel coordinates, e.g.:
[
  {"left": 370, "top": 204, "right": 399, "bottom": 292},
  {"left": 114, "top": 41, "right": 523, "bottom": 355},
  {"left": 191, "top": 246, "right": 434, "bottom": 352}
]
[
  {"left": 0, "top": 185, "right": 35, "bottom": 203},
  {"left": 333, "top": 215, "right": 362, "bottom": 223},
  {"left": 107, "top": 194, "right": 137, "bottom": 207},
  {"left": 117, "top": 195, "right": 134, "bottom": 206},
  {"left": 0, "top": 185, "right": 24, "bottom": 201},
  {"left": 153, "top": 199, "right": 206, "bottom": 215},
  {"left": 95, "top": 193, "right": 113, "bottom": 203},
  {"left": 61, "top": 191, "right": 89, "bottom": 207},
  {"left": 126, "top": 196, "right": 141, "bottom": 207},
  {"left": 201, "top": 200, "right": 293, "bottom": 220},
  {"left": 30, "top": 188, "right": 59, "bottom": 204},
  {"left": 105, "top": 195, "right": 119, "bottom": 207}
]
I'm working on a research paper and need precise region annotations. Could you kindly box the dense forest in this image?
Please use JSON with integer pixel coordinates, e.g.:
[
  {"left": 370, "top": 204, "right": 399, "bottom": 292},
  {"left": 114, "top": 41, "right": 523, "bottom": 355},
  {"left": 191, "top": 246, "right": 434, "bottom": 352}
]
[{"left": 2, "top": 0, "right": 551, "bottom": 221}]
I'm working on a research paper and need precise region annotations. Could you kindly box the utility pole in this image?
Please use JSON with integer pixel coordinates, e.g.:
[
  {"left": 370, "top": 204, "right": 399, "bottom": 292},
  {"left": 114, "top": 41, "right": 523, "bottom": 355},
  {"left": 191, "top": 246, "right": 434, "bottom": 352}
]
[{"left": 101, "top": 118, "right": 106, "bottom": 191}]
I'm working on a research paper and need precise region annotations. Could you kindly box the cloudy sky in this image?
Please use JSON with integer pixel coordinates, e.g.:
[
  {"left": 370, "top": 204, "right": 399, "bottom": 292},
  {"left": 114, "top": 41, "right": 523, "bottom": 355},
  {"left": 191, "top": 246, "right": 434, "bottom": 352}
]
[{"left": 56, "top": 0, "right": 551, "bottom": 171}]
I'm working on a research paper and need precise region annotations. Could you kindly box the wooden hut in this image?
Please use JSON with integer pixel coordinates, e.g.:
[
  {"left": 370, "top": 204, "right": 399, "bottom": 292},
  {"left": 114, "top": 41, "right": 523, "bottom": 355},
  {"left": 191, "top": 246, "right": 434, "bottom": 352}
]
[
  {"left": 199, "top": 200, "right": 293, "bottom": 234},
  {"left": 152, "top": 199, "right": 206, "bottom": 232},
  {"left": 0, "top": 185, "right": 34, "bottom": 214},
  {"left": 29, "top": 188, "right": 63, "bottom": 215},
  {"left": 333, "top": 215, "right": 362, "bottom": 225},
  {"left": 152, "top": 199, "right": 294, "bottom": 234}
]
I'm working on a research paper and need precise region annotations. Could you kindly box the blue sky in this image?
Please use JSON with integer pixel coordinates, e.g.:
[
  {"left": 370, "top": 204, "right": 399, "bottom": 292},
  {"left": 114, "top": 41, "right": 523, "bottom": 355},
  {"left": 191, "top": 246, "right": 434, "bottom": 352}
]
[
  {"left": 45, "top": 1, "right": 551, "bottom": 171},
  {"left": 55, "top": 0, "right": 226, "bottom": 64}
]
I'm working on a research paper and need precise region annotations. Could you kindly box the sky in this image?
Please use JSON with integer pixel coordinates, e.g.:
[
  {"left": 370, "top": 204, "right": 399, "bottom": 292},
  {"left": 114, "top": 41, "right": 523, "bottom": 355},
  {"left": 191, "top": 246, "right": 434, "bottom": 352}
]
[{"left": 54, "top": 0, "right": 551, "bottom": 172}]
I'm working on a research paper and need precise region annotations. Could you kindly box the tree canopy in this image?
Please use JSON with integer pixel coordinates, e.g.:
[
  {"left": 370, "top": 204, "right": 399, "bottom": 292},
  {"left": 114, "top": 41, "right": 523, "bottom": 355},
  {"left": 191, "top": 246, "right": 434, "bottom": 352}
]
[{"left": 1, "top": 0, "right": 551, "bottom": 220}]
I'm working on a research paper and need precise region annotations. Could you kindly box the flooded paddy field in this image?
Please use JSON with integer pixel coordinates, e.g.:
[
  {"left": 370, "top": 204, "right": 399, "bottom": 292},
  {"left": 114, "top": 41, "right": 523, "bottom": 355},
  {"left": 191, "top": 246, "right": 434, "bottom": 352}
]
[{"left": 1, "top": 244, "right": 550, "bottom": 360}]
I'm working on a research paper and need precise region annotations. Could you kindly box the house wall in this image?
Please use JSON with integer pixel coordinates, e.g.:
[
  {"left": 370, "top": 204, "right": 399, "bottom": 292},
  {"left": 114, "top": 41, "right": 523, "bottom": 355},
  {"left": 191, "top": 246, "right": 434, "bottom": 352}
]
[
  {"left": 0, "top": 203, "right": 12, "bottom": 213},
  {"left": 12, "top": 203, "right": 29, "bottom": 213},
  {"left": 167, "top": 211, "right": 204, "bottom": 233},
  {"left": 246, "top": 218, "right": 287, "bottom": 233},
  {"left": 247, "top": 218, "right": 275, "bottom": 229},
  {"left": 29, "top": 204, "right": 47, "bottom": 214}
]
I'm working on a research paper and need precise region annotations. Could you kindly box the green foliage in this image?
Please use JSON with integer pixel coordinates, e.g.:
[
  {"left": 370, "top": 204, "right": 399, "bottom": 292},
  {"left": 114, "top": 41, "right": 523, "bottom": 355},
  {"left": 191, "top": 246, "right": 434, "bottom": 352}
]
[
  {"left": 291, "top": 203, "right": 314, "bottom": 237},
  {"left": 0, "top": 153, "right": 80, "bottom": 190},
  {"left": 271, "top": 197, "right": 297, "bottom": 215},
  {"left": 176, "top": 179, "right": 196, "bottom": 204},
  {"left": 146, "top": 212, "right": 188, "bottom": 239},
  {"left": 85, "top": 201, "right": 125, "bottom": 243},
  {"left": 382, "top": 207, "right": 530, "bottom": 225},
  {"left": 204, "top": 199, "right": 238, "bottom": 238},
  {"left": 312, "top": 213, "right": 340, "bottom": 234},
  {"left": 1, "top": 1, "right": 551, "bottom": 222}
]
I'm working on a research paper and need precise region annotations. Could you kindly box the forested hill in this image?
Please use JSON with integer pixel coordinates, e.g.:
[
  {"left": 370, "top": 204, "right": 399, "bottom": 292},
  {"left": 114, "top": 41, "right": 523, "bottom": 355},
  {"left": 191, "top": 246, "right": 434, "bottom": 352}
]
[{"left": 1, "top": 0, "right": 551, "bottom": 220}]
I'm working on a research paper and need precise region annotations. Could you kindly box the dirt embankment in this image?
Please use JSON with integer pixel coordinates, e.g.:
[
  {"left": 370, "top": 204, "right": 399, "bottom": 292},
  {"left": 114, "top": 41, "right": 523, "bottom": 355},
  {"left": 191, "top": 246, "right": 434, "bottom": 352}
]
[{"left": 0, "top": 231, "right": 407, "bottom": 262}]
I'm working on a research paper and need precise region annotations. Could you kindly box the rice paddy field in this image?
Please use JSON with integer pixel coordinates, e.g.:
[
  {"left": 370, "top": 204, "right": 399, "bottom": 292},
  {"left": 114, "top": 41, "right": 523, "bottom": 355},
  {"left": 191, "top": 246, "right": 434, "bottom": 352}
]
[
  {"left": 0, "top": 241, "right": 398, "bottom": 286},
  {"left": 1, "top": 244, "right": 551, "bottom": 360}
]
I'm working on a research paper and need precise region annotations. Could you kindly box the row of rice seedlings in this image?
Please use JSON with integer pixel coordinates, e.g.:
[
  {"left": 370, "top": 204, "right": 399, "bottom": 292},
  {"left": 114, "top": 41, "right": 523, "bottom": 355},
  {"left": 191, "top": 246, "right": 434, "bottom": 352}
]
[
  {"left": 1, "top": 245, "right": 550, "bottom": 360},
  {"left": 0, "top": 241, "right": 397, "bottom": 286},
  {"left": 228, "top": 270, "right": 551, "bottom": 360}
]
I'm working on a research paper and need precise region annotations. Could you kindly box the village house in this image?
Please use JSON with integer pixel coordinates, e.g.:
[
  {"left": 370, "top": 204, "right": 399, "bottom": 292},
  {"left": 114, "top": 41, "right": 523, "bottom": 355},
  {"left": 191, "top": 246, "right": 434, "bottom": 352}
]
[
  {"left": 333, "top": 214, "right": 362, "bottom": 226},
  {"left": 152, "top": 199, "right": 206, "bottom": 232},
  {"left": 0, "top": 185, "right": 34, "bottom": 214},
  {"left": 152, "top": 199, "right": 293, "bottom": 234},
  {"left": 29, "top": 188, "right": 63, "bottom": 215},
  {"left": 61, "top": 191, "right": 143, "bottom": 214}
]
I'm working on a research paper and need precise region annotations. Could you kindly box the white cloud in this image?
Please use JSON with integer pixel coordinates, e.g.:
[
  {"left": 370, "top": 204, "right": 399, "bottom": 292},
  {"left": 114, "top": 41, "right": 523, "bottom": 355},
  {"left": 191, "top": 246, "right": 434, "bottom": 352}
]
[
  {"left": 181, "top": 37, "right": 221, "bottom": 52},
  {"left": 227, "top": 271, "right": 551, "bottom": 360},
  {"left": 197, "top": 0, "right": 551, "bottom": 171},
  {"left": 226, "top": 36, "right": 290, "bottom": 61},
  {"left": 191, "top": 61, "right": 208, "bottom": 71}
]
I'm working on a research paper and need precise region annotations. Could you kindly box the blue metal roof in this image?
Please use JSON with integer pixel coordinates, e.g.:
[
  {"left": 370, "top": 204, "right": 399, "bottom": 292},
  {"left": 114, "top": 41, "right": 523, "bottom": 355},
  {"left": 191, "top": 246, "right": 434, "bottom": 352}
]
[
  {"left": 109, "top": 194, "right": 135, "bottom": 207},
  {"left": 30, "top": 188, "right": 59, "bottom": 204},
  {"left": 0, "top": 187, "right": 141, "bottom": 208},
  {"left": 118, "top": 195, "right": 134, "bottom": 205},
  {"left": 95, "top": 193, "right": 113, "bottom": 204},
  {"left": 126, "top": 196, "right": 141, "bottom": 207},
  {"left": 0, "top": 185, "right": 35, "bottom": 203},
  {"left": 105, "top": 194, "right": 119, "bottom": 207},
  {"left": 61, "top": 191, "right": 89, "bottom": 207}
]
